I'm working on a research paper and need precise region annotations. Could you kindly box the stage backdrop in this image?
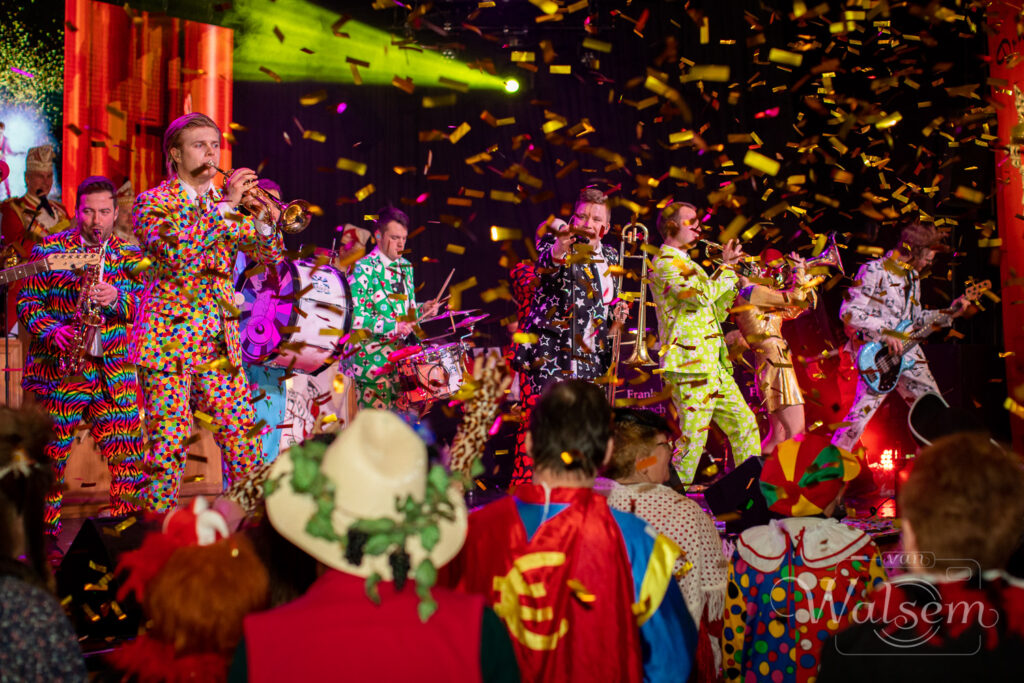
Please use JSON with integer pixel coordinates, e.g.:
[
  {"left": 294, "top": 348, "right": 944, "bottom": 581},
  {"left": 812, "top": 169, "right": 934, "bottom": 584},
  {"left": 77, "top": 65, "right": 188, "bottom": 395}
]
[
  {"left": 988, "top": 1, "right": 1024, "bottom": 455},
  {"left": 62, "top": 0, "right": 233, "bottom": 214}
]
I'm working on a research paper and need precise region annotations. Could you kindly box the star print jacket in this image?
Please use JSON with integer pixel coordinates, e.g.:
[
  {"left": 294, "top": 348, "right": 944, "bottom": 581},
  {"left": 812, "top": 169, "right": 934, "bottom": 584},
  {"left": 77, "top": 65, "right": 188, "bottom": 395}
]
[
  {"left": 511, "top": 231, "right": 620, "bottom": 386},
  {"left": 343, "top": 248, "right": 418, "bottom": 383},
  {"left": 840, "top": 255, "right": 951, "bottom": 362},
  {"left": 131, "top": 178, "right": 284, "bottom": 372},
  {"left": 17, "top": 229, "right": 143, "bottom": 398},
  {"left": 649, "top": 244, "right": 737, "bottom": 376}
]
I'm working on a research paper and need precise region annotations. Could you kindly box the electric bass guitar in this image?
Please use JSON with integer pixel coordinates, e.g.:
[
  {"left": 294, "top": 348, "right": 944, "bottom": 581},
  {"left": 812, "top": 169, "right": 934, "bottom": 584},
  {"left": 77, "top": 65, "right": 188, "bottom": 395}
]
[
  {"left": 0, "top": 252, "right": 102, "bottom": 286},
  {"left": 855, "top": 279, "right": 991, "bottom": 394}
]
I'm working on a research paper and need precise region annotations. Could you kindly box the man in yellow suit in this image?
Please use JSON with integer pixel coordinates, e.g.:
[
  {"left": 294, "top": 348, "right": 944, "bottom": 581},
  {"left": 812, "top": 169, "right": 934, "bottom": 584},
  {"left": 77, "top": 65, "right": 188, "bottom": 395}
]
[{"left": 648, "top": 202, "right": 760, "bottom": 486}]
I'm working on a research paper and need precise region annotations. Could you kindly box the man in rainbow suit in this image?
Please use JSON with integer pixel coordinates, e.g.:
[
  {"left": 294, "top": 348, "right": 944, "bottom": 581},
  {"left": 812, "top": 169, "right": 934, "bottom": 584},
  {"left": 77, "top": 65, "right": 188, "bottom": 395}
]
[
  {"left": 132, "top": 113, "right": 283, "bottom": 511},
  {"left": 18, "top": 175, "right": 145, "bottom": 538}
]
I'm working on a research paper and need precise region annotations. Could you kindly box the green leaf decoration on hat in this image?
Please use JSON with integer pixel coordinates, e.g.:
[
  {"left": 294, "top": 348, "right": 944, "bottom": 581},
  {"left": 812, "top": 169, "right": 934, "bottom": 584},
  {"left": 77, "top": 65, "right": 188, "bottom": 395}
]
[{"left": 796, "top": 444, "right": 845, "bottom": 488}]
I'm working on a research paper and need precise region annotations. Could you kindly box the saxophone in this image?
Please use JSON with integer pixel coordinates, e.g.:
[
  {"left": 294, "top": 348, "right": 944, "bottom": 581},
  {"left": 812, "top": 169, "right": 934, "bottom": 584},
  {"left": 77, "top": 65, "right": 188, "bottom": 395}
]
[{"left": 59, "top": 246, "right": 106, "bottom": 375}]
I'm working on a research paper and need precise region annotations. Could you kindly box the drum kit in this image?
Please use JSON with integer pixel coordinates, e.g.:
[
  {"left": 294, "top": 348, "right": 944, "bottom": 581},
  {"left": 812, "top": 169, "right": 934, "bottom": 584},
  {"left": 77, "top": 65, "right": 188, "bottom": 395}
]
[{"left": 236, "top": 259, "right": 487, "bottom": 413}]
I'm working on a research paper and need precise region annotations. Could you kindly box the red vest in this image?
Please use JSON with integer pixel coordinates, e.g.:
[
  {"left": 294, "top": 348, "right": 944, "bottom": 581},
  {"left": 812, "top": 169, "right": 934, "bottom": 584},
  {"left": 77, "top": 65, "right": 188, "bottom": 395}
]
[{"left": 243, "top": 570, "right": 484, "bottom": 683}]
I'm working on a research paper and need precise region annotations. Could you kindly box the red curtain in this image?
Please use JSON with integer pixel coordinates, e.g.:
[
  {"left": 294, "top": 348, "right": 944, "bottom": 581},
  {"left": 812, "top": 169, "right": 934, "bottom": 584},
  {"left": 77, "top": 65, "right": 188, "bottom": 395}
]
[
  {"left": 988, "top": 1, "right": 1024, "bottom": 454},
  {"left": 62, "top": 0, "right": 233, "bottom": 212}
]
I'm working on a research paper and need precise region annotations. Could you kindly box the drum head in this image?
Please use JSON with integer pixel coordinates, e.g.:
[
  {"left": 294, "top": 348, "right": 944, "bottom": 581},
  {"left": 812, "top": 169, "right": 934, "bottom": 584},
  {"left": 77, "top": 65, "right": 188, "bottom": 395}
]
[{"left": 237, "top": 260, "right": 298, "bottom": 364}]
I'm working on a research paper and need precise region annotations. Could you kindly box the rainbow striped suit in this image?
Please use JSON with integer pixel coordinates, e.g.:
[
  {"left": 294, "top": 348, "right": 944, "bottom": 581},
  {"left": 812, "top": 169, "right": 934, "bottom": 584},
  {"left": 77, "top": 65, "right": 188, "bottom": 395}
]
[
  {"left": 132, "top": 178, "right": 284, "bottom": 510},
  {"left": 18, "top": 228, "right": 145, "bottom": 534}
]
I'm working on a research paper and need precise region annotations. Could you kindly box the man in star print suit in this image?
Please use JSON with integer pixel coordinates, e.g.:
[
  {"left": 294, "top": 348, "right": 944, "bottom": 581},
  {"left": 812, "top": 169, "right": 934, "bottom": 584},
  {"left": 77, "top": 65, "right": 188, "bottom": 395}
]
[
  {"left": 344, "top": 206, "right": 439, "bottom": 410},
  {"left": 509, "top": 187, "right": 628, "bottom": 484},
  {"left": 648, "top": 202, "right": 760, "bottom": 486}
]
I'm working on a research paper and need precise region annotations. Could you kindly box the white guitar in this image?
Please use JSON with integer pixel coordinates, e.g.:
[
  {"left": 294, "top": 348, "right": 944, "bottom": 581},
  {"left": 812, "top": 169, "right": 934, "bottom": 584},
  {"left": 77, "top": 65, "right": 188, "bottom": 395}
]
[{"left": 0, "top": 252, "right": 103, "bottom": 286}]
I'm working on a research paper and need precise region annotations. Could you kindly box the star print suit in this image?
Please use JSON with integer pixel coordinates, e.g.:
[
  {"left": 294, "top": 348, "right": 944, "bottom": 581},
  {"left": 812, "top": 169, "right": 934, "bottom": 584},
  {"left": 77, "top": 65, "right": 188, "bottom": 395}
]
[{"left": 132, "top": 177, "right": 284, "bottom": 510}]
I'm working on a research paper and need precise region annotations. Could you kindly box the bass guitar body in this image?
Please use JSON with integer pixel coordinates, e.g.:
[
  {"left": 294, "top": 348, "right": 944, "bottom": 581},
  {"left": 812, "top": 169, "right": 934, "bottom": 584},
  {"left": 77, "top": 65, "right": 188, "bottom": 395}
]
[{"left": 856, "top": 320, "right": 916, "bottom": 394}]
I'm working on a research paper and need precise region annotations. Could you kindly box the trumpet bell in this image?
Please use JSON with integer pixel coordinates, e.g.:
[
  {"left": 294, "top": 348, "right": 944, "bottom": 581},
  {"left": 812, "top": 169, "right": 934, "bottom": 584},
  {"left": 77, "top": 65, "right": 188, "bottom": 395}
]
[
  {"left": 807, "top": 234, "right": 844, "bottom": 274},
  {"left": 279, "top": 199, "right": 312, "bottom": 234}
]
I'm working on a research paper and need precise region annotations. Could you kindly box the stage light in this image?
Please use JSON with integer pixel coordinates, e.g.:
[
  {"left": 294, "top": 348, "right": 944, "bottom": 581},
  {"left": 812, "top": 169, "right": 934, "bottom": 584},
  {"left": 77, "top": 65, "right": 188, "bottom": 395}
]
[
  {"left": 227, "top": 0, "right": 506, "bottom": 90},
  {"left": 504, "top": 79, "right": 520, "bottom": 93}
]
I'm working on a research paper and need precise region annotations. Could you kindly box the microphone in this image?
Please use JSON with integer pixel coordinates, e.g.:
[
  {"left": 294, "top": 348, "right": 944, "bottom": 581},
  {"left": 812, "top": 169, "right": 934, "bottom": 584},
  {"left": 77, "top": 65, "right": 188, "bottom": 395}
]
[{"left": 36, "top": 190, "right": 55, "bottom": 218}]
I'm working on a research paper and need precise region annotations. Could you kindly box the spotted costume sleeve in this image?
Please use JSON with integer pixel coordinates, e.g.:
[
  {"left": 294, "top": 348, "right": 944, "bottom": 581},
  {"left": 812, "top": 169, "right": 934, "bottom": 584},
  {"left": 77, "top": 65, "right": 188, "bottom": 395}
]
[
  {"left": 236, "top": 218, "right": 285, "bottom": 266},
  {"left": 132, "top": 191, "right": 239, "bottom": 270},
  {"left": 721, "top": 556, "right": 749, "bottom": 683}
]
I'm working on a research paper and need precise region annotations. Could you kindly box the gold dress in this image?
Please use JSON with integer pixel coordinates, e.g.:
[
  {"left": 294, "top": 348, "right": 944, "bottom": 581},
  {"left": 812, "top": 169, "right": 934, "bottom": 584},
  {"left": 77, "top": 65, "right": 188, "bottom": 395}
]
[{"left": 733, "top": 273, "right": 816, "bottom": 412}]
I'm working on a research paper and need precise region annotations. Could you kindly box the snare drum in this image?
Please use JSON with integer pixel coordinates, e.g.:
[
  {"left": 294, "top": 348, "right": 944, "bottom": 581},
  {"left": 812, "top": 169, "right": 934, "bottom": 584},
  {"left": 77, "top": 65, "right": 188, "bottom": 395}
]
[
  {"left": 237, "top": 259, "right": 352, "bottom": 374},
  {"left": 395, "top": 342, "right": 467, "bottom": 407}
]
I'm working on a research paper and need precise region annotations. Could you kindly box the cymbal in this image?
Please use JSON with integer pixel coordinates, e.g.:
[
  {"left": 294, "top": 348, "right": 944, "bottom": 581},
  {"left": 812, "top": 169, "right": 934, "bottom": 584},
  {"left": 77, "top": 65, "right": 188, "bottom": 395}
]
[{"left": 454, "top": 313, "right": 489, "bottom": 329}]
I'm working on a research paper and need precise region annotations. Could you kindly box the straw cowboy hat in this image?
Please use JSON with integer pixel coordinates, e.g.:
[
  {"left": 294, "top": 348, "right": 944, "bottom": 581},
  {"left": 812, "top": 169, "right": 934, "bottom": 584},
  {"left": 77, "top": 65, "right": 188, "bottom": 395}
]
[{"left": 265, "top": 410, "right": 468, "bottom": 579}]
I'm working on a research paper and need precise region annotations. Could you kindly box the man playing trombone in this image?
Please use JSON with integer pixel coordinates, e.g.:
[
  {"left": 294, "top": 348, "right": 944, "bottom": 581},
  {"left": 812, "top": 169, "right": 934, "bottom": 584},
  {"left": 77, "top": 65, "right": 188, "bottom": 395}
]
[
  {"left": 649, "top": 202, "right": 760, "bottom": 487},
  {"left": 132, "top": 112, "right": 284, "bottom": 511}
]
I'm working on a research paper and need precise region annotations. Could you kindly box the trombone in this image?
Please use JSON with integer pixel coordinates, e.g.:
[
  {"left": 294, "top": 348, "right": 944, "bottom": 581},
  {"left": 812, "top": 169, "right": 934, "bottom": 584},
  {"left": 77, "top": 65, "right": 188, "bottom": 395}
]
[
  {"left": 608, "top": 221, "right": 657, "bottom": 405},
  {"left": 207, "top": 163, "right": 312, "bottom": 234}
]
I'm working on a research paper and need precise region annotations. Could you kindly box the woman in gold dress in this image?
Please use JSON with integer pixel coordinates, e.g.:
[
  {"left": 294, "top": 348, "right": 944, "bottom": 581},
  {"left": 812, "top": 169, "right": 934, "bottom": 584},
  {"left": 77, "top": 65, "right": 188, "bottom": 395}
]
[{"left": 732, "top": 249, "right": 817, "bottom": 454}]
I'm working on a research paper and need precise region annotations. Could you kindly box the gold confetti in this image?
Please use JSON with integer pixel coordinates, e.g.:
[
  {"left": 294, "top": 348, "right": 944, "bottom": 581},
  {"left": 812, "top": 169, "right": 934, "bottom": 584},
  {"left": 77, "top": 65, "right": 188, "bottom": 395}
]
[
  {"left": 567, "top": 578, "right": 596, "bottom": 603},
  {"left": 743, "top": 150, "right": 780, "bottom": 176},
  {"left": 510, "top": 51, "right": 535, "bottom": 62},
  {"left": 490, "top": 226, "right": 522, "bottom": 241},
  {"left": 560, "top": 451, "right": 574, "bottom": 465},
  {"left": 355, "top": 184, "right": 375, "bottom": 201},
  {"left": 302, "top": 130, "right": 326, "bottom": 143},
  {"left": 258, "top": 66, "right": 282, "bottom": 83},
  {"left": 956, "top": 186, "right": 984, "bottom": 204},
  {"left": 683, "top": 65, "right": 730, "bottom": 82},
  {"left": 336, "top": 158, "right": 367, "bottom": 175},
  {"left": 490, "top": 190, "right": 520, "bottom": 203},
  {"left": 512, "top": 332, "right": 539, "bottom": 343},
  {"left": 446, "top": 244, "right": 466, "bottom": 255},
  {"left": 449, "top": 122, "right": 471, "bottom": 144},
  {"left": 392, "top": 76, "right": 415, "bottom": 94},
  {"left": 550, "top": 65, "right": 572, "bottom": 74},
  {"left": 300, "top": 89, "right": 327, "bottom": 106},
  {"left": 582, "top": 37, "right": 612, "bottom": 53},
  {"left": 768, "top": 48, "right": 803, "bottom": 66},
  {"left": 423, "top": 94, "right": 457, "bottom": 108}
]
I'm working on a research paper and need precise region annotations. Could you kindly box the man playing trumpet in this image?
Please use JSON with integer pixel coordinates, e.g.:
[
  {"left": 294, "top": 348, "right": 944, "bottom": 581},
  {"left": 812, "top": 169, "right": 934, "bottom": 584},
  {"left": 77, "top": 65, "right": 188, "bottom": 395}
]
[
  {"left": 132, "top": 112, "right": 284, "bottom": 511},
  {"left": 649, "top": 203, "right": 760, "bottom": 487}
]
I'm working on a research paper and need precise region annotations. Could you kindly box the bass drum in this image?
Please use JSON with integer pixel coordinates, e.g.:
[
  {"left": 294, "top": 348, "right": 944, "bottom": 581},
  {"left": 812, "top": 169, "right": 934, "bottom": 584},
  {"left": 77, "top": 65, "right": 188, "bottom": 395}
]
[{"left": 237, "top": 259, "right": 352, "bottom": 374}]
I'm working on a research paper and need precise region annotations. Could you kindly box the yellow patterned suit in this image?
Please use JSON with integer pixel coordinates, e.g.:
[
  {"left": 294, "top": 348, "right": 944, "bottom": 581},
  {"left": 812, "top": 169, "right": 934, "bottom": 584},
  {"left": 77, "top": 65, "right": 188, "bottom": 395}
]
[
  {"left": 132, "top": 177, "right": 284, "bottom": 510},
  {"left": 649, "top": 244, "right": 760, "bottom": 484}
]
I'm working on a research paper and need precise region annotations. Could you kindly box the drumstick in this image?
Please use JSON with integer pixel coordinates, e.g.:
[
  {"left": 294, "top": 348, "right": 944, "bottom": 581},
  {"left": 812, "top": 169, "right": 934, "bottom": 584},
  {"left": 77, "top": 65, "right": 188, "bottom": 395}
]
[{"left": 435, "top": 268, "right": 455, "bottom": 302}]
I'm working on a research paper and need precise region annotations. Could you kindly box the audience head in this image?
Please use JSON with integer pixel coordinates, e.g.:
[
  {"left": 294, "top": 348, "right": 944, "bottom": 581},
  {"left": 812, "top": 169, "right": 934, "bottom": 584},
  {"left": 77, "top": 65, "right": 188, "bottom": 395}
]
[
  {"left": 0, "top": 407, "right": 54, "bottom": 588},
  {"left": 900, "top": 433, "right": 1024, "bottom": 573},
  {"left": 528, "top": 380, "right": 612, "bottom": 480},
  {"left": 264, "top": 410, "right": 468, "bottom": 612},
  {"left": 760, "top": 435, "right": 863, "bottom": 518},
  {"left": 656, "top": 202, "right": 701, "bottom": 246},
  {"left": 163, "top": 112, "right": 221, "bottom": 181},
  {"left": 604, "top": 408, "right": 674, "bottom": 484}
]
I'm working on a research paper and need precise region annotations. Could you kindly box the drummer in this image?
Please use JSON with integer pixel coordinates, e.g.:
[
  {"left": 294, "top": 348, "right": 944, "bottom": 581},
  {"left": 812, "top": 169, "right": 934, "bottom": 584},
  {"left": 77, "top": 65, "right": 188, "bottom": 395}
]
[{"left": 344, "top": 206, "right": 440, "bottom": 410}]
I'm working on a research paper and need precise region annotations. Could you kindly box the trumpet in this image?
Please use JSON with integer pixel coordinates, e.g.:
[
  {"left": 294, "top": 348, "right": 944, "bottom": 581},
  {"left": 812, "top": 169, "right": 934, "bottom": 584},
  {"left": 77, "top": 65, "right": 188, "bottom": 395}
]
[
  {"left": 207, "top": 163, "right": 312, "bottom": 234},
  {"left": 697, "top": 239, "right": 763, "bottom": 277}
]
